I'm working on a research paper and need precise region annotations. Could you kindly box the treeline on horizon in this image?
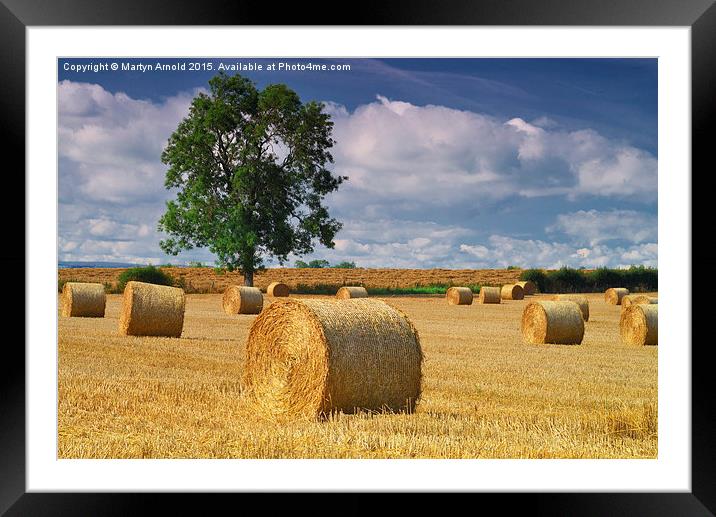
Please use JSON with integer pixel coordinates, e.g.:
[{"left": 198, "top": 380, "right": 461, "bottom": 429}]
[{"left": 519, "top": 266, "right": 657, "bottom": 293}]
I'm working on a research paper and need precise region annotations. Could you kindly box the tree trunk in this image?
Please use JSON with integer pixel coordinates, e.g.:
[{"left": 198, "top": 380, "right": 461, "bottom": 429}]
[{"left": 244, "top": 270, "right": 254, "bottom": 287}]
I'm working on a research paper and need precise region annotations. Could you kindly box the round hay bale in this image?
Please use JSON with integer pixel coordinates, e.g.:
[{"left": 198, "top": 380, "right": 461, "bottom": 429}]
[
  {"left": 118, "top": 281, "right": 185, "bottom": 337},
  {"left": 521, "top": 300, "right": 584, "bottom": 345},
  {"left": 60, "top": 282, "right": 106, "bottom": 317},
  {"left": 604, "top": 287, "right": 630, "bottom": 305},
  {"left": 479, "top": 286, "right": 502, "bottom": 304},
  {"left": 517, "top": 280, "right": 536, "bottom": 295},
  {"left": 267, "top": 281, "right": 290, "bottom": 297},
  {"left": 336, "top": 286, "right": 368, "bottom": 299},
  {"left": 223, "top": 286, "right": 263, "bottom": 314},
  {"left": 650, "top": 297, "right": 658, "bottom": 304},
  {"left": 620, "top": 304, "right": 658, "bottom": 346},
  {"left": 446, "top": 286, "right": 473, "bottom": 305},
  {"left": 550, "top": 294, "right": 590, "bottom": 321},
  {"left": 244, "top": 298, "right": 423, "bottom": 418},
  {"left": 501, "top": 284, "right": 524, "bottom": 300},
  {"left": 622, "top": 294, "right": 655, "bottom": 308}
]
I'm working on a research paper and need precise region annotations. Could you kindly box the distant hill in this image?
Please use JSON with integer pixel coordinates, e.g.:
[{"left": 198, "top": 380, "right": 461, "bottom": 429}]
[{"left": 58, "top": 261, "right": 149, "bottom": 269}]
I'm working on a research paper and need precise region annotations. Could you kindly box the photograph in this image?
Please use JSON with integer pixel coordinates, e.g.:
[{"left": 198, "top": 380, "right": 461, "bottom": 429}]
[{"left": 57, "top": 57, "right": 659, "bottom": 459}]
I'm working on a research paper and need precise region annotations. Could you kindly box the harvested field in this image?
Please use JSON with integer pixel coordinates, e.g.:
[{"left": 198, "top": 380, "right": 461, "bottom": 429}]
[
  {"left": 58, "top": 291, "right": 657, "bottom": 459},
  {"left": 58, "top": 267, "right": 524, "bottom": 294}
]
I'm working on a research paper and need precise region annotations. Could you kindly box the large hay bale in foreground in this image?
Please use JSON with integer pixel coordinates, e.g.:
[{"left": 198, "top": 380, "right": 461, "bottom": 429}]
[
  {"left": 446, "top": 286, "right": 473, "bottom": 305},
  {"left": 622, "top": 294, "right": 656, "bottom": 308},
  {"left": 501, "top": 284, "right": 524, "bottom": 300},
  {"left": 267, "top": 281, "right": 290, "bottom": 297},
  {"left": 479, "top": 286, "right": 502, "bottom": 304},
  {"left": 118, "top": 281, "right": 185, "bottom": 337},
  {"left": 605, "top": 287, "right": 630, "bottom": 305},
  {"left": 521, "top": 300, "right": 584, "bottom": 345},
  {"left": 336, "top": 286, "right": 368, "bottom": 299},
  {"left": 60, "top": 282, "right": 106, "bottom": 317},
  {"left": 517, "top": 280, "right": 536, "bottom": 295},
  {"left": 223, "top": 286, "right": 263, "bottom": 314},
  {"left": 244, "top": 298, "right": 423, "bottom": 418},
  {"left": 620, "top": 304, "right": 658, "bottom": 346},
  {"left": 550, "top": 294, "right": 590, "bottom": 321}
]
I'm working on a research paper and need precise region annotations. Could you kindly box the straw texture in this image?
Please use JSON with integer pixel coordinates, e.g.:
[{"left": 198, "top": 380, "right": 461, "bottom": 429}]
[
  {"left": 521, "top": 300, "right": 584, "bottom": 345},
  {"left": 479, "top": 286, "right": 502, "bottom": 304},
  {"left": 267, "top": 282, "right": 290, "bottom": 297},
  {"left": 60, "top": 282, "right": 106, "bottom": 317},
  {"left": 336, "top": 286, "right": 368, "bottom": 299},
  {"left": 550, "top": 294, "right": 590, "bottom": 321},
  {"left": 446, "top": 287, "right": 473, "bottom": 305},
  {"left": 620, "top": 304, "right": 658, "bottom": 346},
  {"left": 621, "top": 295, "right": 656, "bottom": 308},
  {"left": 243, "top": 298, "right": 423, "bottom": 419},
  {"left": 517, "top": 280, "right": 536, "bottom": 295},
  {"left": 223, "top": 286, "right": 263, "bottom": 314},
  {"left": 604, "top": 287, "right": 630, "bottom": 305},
  {"left": 501, "top": 284, "right": 524, "bottom": 300},
  {"left": 118, "top": 281, "right": 185, "bottom": 337}
]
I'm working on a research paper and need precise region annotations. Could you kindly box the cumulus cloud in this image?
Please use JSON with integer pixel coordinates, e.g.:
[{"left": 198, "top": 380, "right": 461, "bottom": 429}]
[
  {"left": 547, "top": 209, "right": 657, "bottom": 246},
  {"left": 458, "top": 234, "right": 657, "bottom": 269},
  {"left": 58, "top": 81, "right": 657, "bottom": 268}
]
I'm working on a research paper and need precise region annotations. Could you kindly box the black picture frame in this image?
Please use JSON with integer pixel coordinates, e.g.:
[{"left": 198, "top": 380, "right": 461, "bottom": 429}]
[{"left": 2, "top": 0, "right": 707, "bottom": 514}]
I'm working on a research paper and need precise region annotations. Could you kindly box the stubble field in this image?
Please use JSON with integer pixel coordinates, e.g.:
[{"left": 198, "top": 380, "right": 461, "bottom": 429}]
[{"left": 58, "top": 292, "right": 657, "bottom": 459}]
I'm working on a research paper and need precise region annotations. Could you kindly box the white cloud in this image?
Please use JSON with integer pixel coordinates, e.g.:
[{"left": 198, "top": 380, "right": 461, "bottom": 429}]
[{"left": 548, "top": 209, "right": 657, "bottom": 246}]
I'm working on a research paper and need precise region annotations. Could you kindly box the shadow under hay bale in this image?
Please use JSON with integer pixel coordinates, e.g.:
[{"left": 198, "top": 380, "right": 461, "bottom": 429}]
[
  {"left": 550, "top": 294, "right": 590, "bottom": 321},
  {"left": 605, "top": 287, "right": 629, "bottom": 305},
  {"left": 267, "top": 282, "right": 290, "bottom": 297},
  {"left": 620, "top": 304, "right": 658, "bottom": 346},
  {"left": 446, "top": 286, "right": 473, "bottom": 305},
  {"left": 479, "top": 286, "right": 501, "bottom": 304},
  {"left": 118, "top": 281, "right": 185, "bottom": 337},
  {"left": 336, "top": 286, "right": 368, "bottom": 299},
  {"left": 501, "top": 284, "right": 524, "bottom": 300},
  {"left": 60, "top": 282, "right": 106, "bottom": 317},
  {"left": 243, "top": 298, "right": 423, "bottom": 419},
  {"left": 517, "top": 280, "right": 536, "bottom": 295},
  {"left": 521, "top": 300, "right": 584, "bottom": 345},
  {"left": 223, "top": 286, "right": 263, "bottom": 314}
]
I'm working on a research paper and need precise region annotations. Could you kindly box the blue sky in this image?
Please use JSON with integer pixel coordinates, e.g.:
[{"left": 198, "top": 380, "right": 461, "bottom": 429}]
[{"left": 58, "top": 58, "right": 658, "bottom": 268}]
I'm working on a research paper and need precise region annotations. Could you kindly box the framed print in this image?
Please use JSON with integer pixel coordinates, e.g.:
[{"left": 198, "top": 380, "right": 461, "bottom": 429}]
[{"left": 2, "top": 0, "right": 710, "bottom": 513}]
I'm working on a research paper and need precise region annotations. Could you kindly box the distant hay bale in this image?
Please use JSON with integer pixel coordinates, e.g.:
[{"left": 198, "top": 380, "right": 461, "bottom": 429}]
[
  {"left": 446, "top": 287, "right": 473, "bottom": 305},
  {"left": 521, "top": 300, "right": 584, "bottom": 345},
  {"left": 60, "top": 282, "right": 106, "bottom": 317},
  {"left": 336, "top": 286, "right": 368, "bottom": 299},
  {"left": 517, "top": 280, "right": 536, "bottom": 295},
  {"left": 223, "top": 286, "right": 263, "bottom": 314},
  {"left": 267, "top": 282, "right": 290, "bottom": 297},
  {"left": 501, "top": 284, "right": 524, "bottom": 300},
  {"left": 118, "top": 281, "right": 185, "bottom": 337},
  {"left": 620, "top": 304, "right": 658, "bottom": 346},
  {"left": 243, "top": 298, "right": 423, "bottom": 418},
  {"left": 622, "top": 294, "right": 656, "bottom": 308},
  {"left": 605, "top": 287, "right": 630, "bottom": 305},
  {"left": 479, "top": 286, "right": 502, "bottom": 304},
  {"left": 550, "top": 294, "right": 590, "bottom": 321}
]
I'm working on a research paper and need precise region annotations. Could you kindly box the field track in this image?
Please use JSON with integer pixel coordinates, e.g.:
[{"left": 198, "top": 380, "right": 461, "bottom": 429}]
[{"left": 58, "top": 292, "right": 657, "bottom": 459}]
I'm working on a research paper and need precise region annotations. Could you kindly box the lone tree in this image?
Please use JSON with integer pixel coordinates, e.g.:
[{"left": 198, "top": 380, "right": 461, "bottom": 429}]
[{"left": 158, "top": 73, "right": 346, "bottom": 286}]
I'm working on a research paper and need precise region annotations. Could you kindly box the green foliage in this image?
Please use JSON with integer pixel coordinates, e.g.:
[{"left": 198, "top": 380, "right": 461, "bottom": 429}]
[
  {"left": 519, "top": 269, "right": 549, "bottom": 293},
  {"left": 506, "top": 265, "right": 520, "bottom": 270},
  {"left": 294, "top": 259, "right": 330, "bottom": 268},
  {"left": 187, "top": 261, "right": 207, "bottom": 268},
  {"left": 158, "top": 72, "right": 346, "bottom": 286},
  {"left": 331, "top": 261, "right": 356, "bottom": 269},
  {"left": 116, "top": 266, "right": 176, "bottom": 292},
  {"left": 521, "top": 266, "right": 657, "bottom": 293}
]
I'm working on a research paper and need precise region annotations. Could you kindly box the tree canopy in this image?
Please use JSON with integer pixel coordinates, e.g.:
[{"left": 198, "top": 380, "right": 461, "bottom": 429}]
[{"left": 158, "top": 73, "right": 346, "bottom": 285}]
